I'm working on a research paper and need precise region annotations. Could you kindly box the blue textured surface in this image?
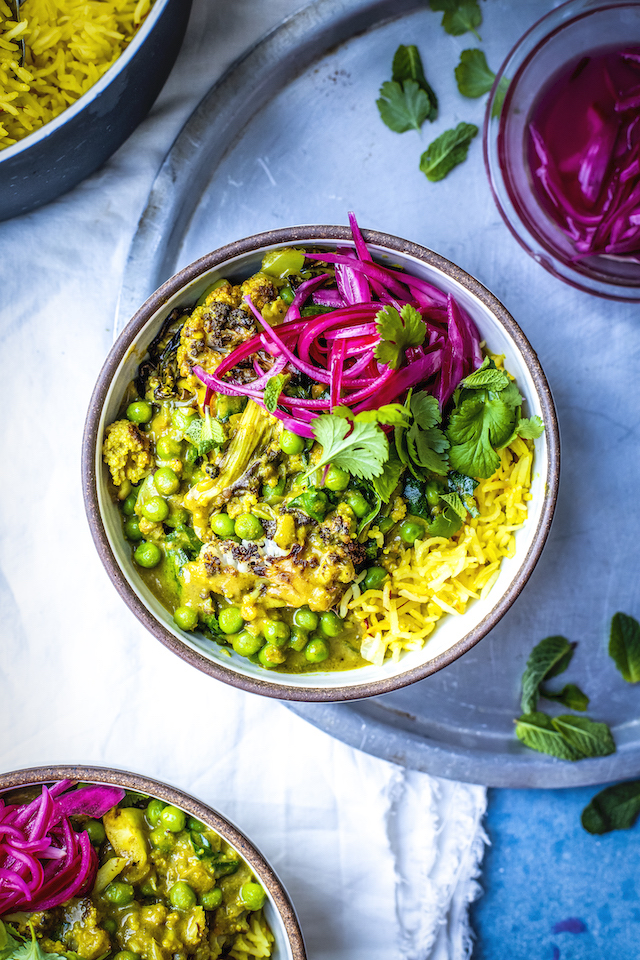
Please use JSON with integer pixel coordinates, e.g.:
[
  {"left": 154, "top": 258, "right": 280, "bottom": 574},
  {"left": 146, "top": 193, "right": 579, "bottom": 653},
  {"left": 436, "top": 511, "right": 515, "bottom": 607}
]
[{"left": 472, "top": 787, "right": 640, "bottom": 959}]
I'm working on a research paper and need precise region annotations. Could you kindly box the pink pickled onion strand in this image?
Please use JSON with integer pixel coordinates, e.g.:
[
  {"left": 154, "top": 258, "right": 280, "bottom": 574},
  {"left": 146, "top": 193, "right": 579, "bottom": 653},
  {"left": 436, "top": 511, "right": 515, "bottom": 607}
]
[
  {"left": 0, "top": 781, "right": 124, "bottom": 913},
  {"left": 190, "top": 215, "right": 481, "bottom": 433}
]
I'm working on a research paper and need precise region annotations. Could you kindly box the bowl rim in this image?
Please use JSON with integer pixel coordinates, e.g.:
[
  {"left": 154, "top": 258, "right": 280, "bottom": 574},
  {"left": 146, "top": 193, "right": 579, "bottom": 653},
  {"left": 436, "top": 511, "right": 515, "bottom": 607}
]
[
  {"left": 483, "top": 0, "right": 640, "bottom": 302},
  {"left": 0, "top": 763, "right": 306, "bottom": 960},
  {"left": 0, "top": 0, "right": 174, "bottom": 163},
  {"left": 82, "top": 224, "right": 560, "bottom": 703}
]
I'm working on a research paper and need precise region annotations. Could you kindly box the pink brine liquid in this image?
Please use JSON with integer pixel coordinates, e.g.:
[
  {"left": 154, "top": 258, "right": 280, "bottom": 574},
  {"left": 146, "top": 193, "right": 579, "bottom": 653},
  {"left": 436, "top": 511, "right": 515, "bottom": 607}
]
[{"left": 527, "top": 45, "right": 640, "bottom": 261}]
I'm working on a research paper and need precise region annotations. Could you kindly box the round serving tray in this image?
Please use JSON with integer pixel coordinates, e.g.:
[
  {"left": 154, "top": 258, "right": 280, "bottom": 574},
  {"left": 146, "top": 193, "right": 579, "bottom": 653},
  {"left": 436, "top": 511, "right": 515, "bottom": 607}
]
[{"left": 119, "top": 0, "right": 640, "bottom": 787}]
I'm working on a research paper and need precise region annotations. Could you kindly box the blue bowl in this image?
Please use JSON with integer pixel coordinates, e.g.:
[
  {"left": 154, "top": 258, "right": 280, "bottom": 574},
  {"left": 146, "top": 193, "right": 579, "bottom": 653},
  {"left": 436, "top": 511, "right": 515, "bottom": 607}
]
[{"left": 0, "top": 0, "right": 192, "bottom": 222}]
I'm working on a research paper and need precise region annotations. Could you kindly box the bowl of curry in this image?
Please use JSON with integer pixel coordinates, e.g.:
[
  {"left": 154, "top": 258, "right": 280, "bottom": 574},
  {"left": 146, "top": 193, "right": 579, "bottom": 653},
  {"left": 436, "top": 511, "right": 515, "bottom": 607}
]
[
  {"left": 0, "top": 765, "right": 306, "bottom": 960},
  {"left": 82, "top": 222, "right": 559, "bottom": 701}
]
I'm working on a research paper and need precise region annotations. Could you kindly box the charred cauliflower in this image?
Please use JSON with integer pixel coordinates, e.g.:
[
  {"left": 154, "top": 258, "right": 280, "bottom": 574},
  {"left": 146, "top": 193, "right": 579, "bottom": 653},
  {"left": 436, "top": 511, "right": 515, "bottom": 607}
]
[{"left": 103, "top": 420, "right": 153, "bottom": 487}]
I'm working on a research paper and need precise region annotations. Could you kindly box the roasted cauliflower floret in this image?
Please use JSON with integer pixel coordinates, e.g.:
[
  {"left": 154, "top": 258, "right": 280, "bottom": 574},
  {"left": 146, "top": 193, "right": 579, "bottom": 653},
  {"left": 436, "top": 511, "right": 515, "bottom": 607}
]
[
  {"left": 240, "top": 272, "right": 279, "bottom": 311},
  {"left": 103, "top": 420, "right": 153, "bottom": 487}
]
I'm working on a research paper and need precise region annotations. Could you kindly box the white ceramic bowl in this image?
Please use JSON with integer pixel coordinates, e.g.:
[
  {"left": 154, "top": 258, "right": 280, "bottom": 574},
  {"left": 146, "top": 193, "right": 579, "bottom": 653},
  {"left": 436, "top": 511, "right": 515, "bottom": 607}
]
[
  {"left": 83, "top": 226, "right": 560, "bottom": 702},
  {"left": 0, "top": 764, "right": 306, "bottom": 960}
]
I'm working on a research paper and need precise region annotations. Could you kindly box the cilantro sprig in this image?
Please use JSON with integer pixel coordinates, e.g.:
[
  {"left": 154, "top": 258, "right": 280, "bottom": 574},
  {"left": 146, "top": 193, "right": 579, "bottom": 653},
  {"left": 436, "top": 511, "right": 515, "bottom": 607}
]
[
  {"left": 377, "top": 45, "right": 437, "bottom": 134},
  {"left": 429, "top": 0, "right": 482, "bottom": 39},
  {"left": 374, "top": 304, "right": 426, "bottom": 370},
  {"left": 303, "top": 412, "right": 388, "bottom": 483},
  {"left": 446, "top": 357, "right": 544, "bottom": 479}
]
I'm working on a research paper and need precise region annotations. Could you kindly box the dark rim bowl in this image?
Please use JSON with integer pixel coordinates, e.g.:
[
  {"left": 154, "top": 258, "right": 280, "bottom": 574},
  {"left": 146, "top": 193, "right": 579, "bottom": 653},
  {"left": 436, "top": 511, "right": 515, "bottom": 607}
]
[
  {"left": 82, "top": 225, "right": 560, "bottom": 703},
  {"left": 484, "top": 0, "right": 640, "bottom": 302},
  {"left": 0, "top": 0, "right": 192, "bottom": 221},
  {"left": 0, "top": 764, "right": 306, "bottom": 960}
]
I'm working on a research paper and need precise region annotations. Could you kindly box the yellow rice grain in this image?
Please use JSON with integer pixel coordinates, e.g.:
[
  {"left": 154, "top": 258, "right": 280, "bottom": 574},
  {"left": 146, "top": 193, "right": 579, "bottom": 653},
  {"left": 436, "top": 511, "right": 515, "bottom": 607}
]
[
  {"left": 351, "top": 438, "right": 535, "bottom": 664},
  {"left": 0, "top": 0, "right": 154, "bottom": 149}
]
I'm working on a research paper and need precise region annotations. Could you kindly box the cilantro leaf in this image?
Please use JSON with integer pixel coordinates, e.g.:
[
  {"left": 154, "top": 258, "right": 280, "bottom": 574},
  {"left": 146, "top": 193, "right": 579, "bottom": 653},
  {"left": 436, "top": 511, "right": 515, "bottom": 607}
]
[
  {"left": 184, "top": 409, "right": 226, "bottom": 456},
  {"left": 446, "top": 395, "right": 502, "bottom": 478},
  {"left": 609, "top": 612, "right": 640, "bottom": 683},
  {"left": 377, "top": 79, "right": 433, "bottom": 133},
  {"left": 392, "top": 44, "right": 437, "bottom": 122},
  {"left": 521, "top": 635, "right": 575, "bottom": 714},
  {"left": 307, "top": 415, "right": 388, "bottom": 481},
  {"left": 455, "top": 49, "right": 495, "bottom": 98},
  {"left": 372, "top": 454, "right": 405, "bottom": 503},
  {"left": 263, "top": 373, "right": 289, "bottom": 413},
  {"left": 406, "top": 422, "right": 449, "bottom": 475},
  {"left": 355, "top": 404, "right": 412, "bottom": 427},
  {"left": 410, "top": 391, "right": 440, "bottom": 429},
  {"left": 444, "top": 1, "right": 482, "bottom": 38},
  {"left": 515, "top": 415, "right": 544, "bottom": 440},
  {"left": 419, "top": 122, "right": 478, "bottom": 182},
  {"left": 0, "top": 922, "right": 23, "bottom": 960},
  {"left": 581, "top": 781, "right": 640, "bottom": 834},
  {"left": 10, "top": 926, "right": 52, "bottom": 960},
  {"left": 541, "top": 683, "right": 589, "bottom": 712},
  {"left": 374, "top": 304, "right": 426, "bottom": 369}
]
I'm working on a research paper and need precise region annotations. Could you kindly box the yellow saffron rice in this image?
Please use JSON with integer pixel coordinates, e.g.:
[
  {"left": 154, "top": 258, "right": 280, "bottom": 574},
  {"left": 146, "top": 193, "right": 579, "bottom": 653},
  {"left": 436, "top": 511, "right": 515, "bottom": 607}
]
[
  {"left": 0, "top": 0, "right": 154, "bottom": 149},
  {"left": 346, "top": 435, "right": 535, "bottom": 666}
]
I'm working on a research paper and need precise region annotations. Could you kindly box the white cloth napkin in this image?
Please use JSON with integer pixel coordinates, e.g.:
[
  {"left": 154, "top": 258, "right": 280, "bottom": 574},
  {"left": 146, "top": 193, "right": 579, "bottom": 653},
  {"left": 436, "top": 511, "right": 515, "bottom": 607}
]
[{"left": 0, "top": 1, "right": 487, "bottom": 956}]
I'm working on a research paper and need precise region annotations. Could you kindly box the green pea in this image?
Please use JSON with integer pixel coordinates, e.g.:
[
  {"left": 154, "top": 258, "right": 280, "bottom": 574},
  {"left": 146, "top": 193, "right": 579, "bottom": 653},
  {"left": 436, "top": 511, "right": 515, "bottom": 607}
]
[
  {"left": 234, "top": 513, "right": 264, "bottom": 541},
  {"left": 232, "top": 630, "right": 264, "bottom": 657},
  {"left": 400, "top": 519, "right": 426, "bottom": 545},
  {"left": 263, "top": 620, "right": 290, "bottom": 647},
  {"left": 102, "top": 919, "right": 117, "bottom": 935},
  {"left": 126, "top": 400, "right": 153, "bottom": 425},
  {"left": 239, "top": 881, "right": 266, "bottom": 911},
  {"left": 113, "top": 952, "right": 140, "bottom": 960},
  {"left": 146, "top": 799, "right": 166, "bottom": 826},
  {"left": 362, "top": 566, "right": 388, "bottom": 591},
  {"left": 134, "top": 542, "right": 161, "bottom": 568},
  {"left": 160, "top": 805, "right": 186, "bottom": 833},
  {"left": 258, "top": 643, "right": 286, "bottom": 668},
  {"left": 188, "top": 816, "right": 206, "bottom": 832},
  {"left": 149, "top": 826, "right": 172, "bottom": 852},
  {"left": 279, "top": 430, "right": 305, "bottom": 455},
  {"left": 84, "top": 819, "right": 106, "bottom": 845},
  {"left": 121, "top": 490, "right": 138, "bottom": 517},
  {"left": 346, "top": 490, "right": 370, "bottom": 518},
  {"left": 156, "top": 435, "right": 182, "bottom": 460},
  {"left": 103, "top": 881, "right": 134, "bottom": 906},
  {"left": 289, "top": 626, "right": 308, "bottom": 651},
  {"left": 377, "top": 517, "right": 394, "bottom": 534},
  {"left": 324, "top": 466, "right": 350, "bottom": 491},
  {"left": 174, "top": 606, "right": 198, "bottom": 631},
  {"left": 139, "top": 877, "right": 158, "bottom": 897},
  {"left": 200, "top": 888, "right": 223, "bottom": 910},
  {"left": 172, "top": 408, "right": 197, "bottom": 431},
  {"left": 124, "top": 517, "right": 142, "bottom": 542},
  {"left": 218, "top": 607, "right": 244, "bottom": 634},
  {"left": 280, "top": 285, "right": 295, "bottom": 305},
  {"left": 293, "top": 607, "right": 319, "bottom": 631},
  {"left": 141, "top": 496, "right": 169, "bottom": 523},
  {"left": 154, "top": 467, "right": 180, "bottom": 496},
  {"left": 169, "top": 881, "right": 197, "bottom": 910},
  {"left": 425, "top": 481, "right": 444, "bottom": 508},
  {"left": 210, "top": 512, "right": 236, "bottom": 538},
  {"left": 319, "top": 611, "right": 343, "bottom": 637},
  {"left": 304, "top": 637, "right": 330, "bottom": 663}
]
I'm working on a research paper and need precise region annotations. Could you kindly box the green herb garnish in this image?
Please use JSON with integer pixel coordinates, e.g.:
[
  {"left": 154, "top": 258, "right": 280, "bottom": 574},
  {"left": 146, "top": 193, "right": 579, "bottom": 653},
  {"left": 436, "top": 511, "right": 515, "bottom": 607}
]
[
  {"left": 581, "top": 781, "right": 640, "bottom": 834},
  {"left": 183, "top": 408, "right": 225, "bottom": 456},
  {"left": 429, "top": 0, "right": 482, "bottom": 39},
  {"left": 515, "top": 712, "right": 615, "bottom": 761},
  {"left": 263, "top": 373, "right": 289, "bottom": 413},
  {"left": 455, "top": 49, "right": 496, "bottom": 98},
  {"left": 374, "top": 304, "right": 426, "bottom": 369},
  {"left": 419, "top": 122, "right": 479, "bottom": 182},
  {"left": 609, "top": 611, "right": 640, "bottom": 682},
  {"left": 377, "top": 44, "right": 437, "bottom": 133},
  {"left": 392, "top": 44, "right": 438, "bottom": 122},
  {"left": 305, "top": 413, "right": 388, "bottom": 482},
  {"left": 521, "top": 635, "right": 576, "bottom": 715}
]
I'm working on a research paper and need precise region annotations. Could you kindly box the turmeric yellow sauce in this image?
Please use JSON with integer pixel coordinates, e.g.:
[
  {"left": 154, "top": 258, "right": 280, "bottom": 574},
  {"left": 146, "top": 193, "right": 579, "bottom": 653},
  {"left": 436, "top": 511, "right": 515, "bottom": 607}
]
[{"left": 102, "top": 248, "right": 536, "bottom": 674}]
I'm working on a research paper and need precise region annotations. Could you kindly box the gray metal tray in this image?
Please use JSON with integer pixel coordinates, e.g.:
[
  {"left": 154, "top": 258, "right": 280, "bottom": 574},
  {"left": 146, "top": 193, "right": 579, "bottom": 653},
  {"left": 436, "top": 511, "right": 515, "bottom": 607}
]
[{"left": 120, "top": 0, "right": 640, "bottom": 787}]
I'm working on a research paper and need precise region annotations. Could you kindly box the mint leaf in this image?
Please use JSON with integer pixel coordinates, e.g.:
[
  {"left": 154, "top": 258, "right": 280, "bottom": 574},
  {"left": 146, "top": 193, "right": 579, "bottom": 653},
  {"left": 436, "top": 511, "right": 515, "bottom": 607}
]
[
  {"left": 582, "top": 781, "right": 640, "bottom": 834},
  {"left": 609, "top": 612, "right": 640, "bottom": 683},
  {"left": 455, "top": 49, "right": 495, "bottom": 98},
  {"left": 515, "top": 415, "right": 544, "bottom": 440},
  {"left": 377, "top": 79, "right": 433, "bottom": 133},
  {"left": 372, "top": 454, "right": 406, "bottom": 503},
  {"left": 521, "top": 635, "right": 575, "bottom": 714},
  {"left": 308, "top": 415, "right": 388, "bottom": 481},
  {"left": 184, "top": 409, "right": 226, "bottom": 456},
  {"left": 439, "top": 491, "right": 467, "bottom": 520},
  {"left": 447, "top": 470, "right": 479, "bottom": 517},
  {"left": 263, "top": 373, "right": 288, "bottom": 413},
  {"left": 515, "top": 712, "right": 582, "bottom": 761},
  {"left": 552, "top": 715, "right": 615, "bottom": 759},
  {"left": 419, "top": 122, "right": 478, "bottom": 182},
  {"left": 460, "top": 357, "right": 510, "bottom": 391},
  {"left": 374, "top": 304, "right": 426, "bottom": 369},
  {"left": 392, "top": 44, "right": 437, "bottom": 122},
  {"left": 541, "top": 683, "right": 589, "bottom": 712}
]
